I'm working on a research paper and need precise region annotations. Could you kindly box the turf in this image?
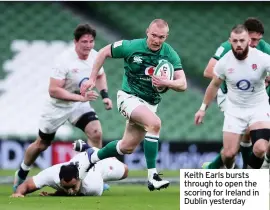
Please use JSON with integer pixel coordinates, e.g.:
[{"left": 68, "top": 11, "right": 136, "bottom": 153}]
[
  {"left": 0, "top": 169, "right": 180, "bottom": 177},
  {"left": 0, "top": 184, "right": 179, "bottom": 210}
]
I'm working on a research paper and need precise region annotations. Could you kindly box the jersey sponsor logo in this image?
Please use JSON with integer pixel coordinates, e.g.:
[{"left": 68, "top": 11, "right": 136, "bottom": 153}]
[
  {"left": 236, "top": 79, "right": 254, "bottom": 92},
  {"left": 145, "top": 66, "right": 155, "bottom": 76},
  {"left": 252, "top": 64, "right": 257, "bottom": 71},
  {"left": 133, "top": 56, "right": 143, "bottom": 64},
  {"left": 113, "top": 40, "right": 123, "bottom": 48}
]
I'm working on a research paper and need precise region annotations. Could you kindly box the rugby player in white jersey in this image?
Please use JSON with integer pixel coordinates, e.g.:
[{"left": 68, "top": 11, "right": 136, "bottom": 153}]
[
  {"left": 11, "top": 151, "right": 128, "bottom": 197},
  {"left": 195, "top": 24, "right": 270, "bottom": 169},
  {"left": 13, "top": 24, "right": 113, "bottom": 191}
]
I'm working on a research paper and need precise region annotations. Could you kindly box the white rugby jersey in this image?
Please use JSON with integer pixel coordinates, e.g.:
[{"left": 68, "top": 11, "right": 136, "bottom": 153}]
[
  {"left": 214, "top": 47, "right": 270, "bottom": 108},
  {"left": 50, "top": 47, "right": 104, "bottom": 107},
  {"left": 32, "top": 152, "right": 96, "bottom": 192}
]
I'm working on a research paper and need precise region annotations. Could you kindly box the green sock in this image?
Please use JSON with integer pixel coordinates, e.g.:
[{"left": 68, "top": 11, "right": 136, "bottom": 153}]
[
  {"left": 144, "top": 136, "right": 159, "bottom": 169},
  {"left": 97, "top": 140, "right": 120, "bottom": 160},
  {"left": 207, "top": 153, "right": 223, "bottom": 169},
  {"left": 240, "top": 142, "right": 253, "bottom": 168}
]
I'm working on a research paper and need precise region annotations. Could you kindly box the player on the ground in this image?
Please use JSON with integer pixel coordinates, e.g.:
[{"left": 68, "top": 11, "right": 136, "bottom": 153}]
[
  {"left": 11, "top": 150, "right": 128, "bottom": 197},
  {"left": 13, "top": 24, "right": 113, "bottom": 191},
  {"left": 202, "top": 17, "right": 270, "bottom": 169},
  {"left": 195, "top": 24, "right": 270, "bottom": 169},
  {"left": 79, "top": 19, "right": 187, "bottom": 191}
]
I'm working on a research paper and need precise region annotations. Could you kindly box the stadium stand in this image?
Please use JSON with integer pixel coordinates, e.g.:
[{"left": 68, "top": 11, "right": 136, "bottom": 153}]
[{"left": 9, "top": 2, "right": 270, "bottom": 141}]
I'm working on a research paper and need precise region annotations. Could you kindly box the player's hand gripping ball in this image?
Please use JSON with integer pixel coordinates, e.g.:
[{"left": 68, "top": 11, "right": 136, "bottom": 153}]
[{"left": 152, "top": 61, "right": 174, "bottom": 93}]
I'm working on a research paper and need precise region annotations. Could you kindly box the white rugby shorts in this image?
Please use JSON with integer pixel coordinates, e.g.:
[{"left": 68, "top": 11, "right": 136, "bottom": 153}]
[
  {"left": 223, "top": 103, "right": 270, "bottom": 134},
  {"left": 117, "top": 90, "right": 158, "bottom": 119},
  {"left": 39, "top": 101, "right": 95, "bottom": 134}
]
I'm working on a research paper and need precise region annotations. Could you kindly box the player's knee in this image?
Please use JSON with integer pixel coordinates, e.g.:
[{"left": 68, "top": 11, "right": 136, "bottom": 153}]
[
  {"left": 120, "top": 142, "right": 136, "bottom": 154},
  {"left": 223, "top": 149, "right": 237, "bottom": 160},
  {"left": 250, "top": 129, "right": 270, "bottom": 145},
  {"left": 86, "top": 128, "right": 102, "bottom": 146},
  {"left": 38, "top": 130, "right": 55, "bottom": 148},
  {"left": 146, "top": 118, "right": 161, "bottom": 134},
  {"left": 253, "top": 140, "right": 267, "bottom": 158}
]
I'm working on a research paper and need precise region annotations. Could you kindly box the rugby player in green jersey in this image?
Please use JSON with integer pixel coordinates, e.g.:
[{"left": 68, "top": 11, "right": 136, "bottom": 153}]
[
  {"left": 78, "top": 19, "right": 187, "bottom": 191},
  {"left": 202, "top": 18, "right": 270, "bottom": 169}
]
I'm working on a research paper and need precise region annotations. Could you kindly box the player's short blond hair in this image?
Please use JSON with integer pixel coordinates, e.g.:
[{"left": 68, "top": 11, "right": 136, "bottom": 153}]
[{"left": 149, "top": 19, "right": 169, "bottom": 31}]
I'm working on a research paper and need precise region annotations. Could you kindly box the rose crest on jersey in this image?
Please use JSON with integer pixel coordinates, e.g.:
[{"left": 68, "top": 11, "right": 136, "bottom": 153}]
[{"left": 252, "top": 64, "right": 257, "bottom": 71}]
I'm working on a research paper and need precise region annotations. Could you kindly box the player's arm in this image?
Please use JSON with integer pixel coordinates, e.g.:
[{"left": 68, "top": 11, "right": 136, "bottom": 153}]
[
  {"left": 166, "top": 70, "right": 187, "bottom": 91},
  {"left": 39, "top": 190, "right": 81, "bottom": 196},
  {"left": 89, "top": 44, "right": 112, "bottom": 83},
  {"left": 194, "top": 75, "right": 223, "bottom": 125},
  {"left": 195, "top": 59, "right": 225, "bottom": 125},
  {"left": 201, "top": 75, "right": 224, "bottom": 109},
  {"left": 203, "top": 58, "right": 218, "bottom": 79},
  {"left": 11, "top": 178, "right": 39, "bottom": 197},
  {"left": 81, "top": 40, "right": 127, "bottom": 95},
  {"left": 49, "top": 78, "right": 85, "bottom": 102},
  {"left": 166, "top": 49, "right": 187, "bottom": 91},
  {"left": 96, "top": 72, "right": 108, "bottom": 93}
]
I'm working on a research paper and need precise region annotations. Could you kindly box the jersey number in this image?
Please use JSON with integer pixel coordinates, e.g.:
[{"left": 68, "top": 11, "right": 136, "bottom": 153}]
[{"left": 236, "top": 79, "right": 254, "bottom": 92}]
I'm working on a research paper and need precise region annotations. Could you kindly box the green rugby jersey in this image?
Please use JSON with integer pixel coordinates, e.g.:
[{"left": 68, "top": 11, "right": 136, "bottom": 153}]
[{"left": 111, "top": 38, "right": 182, "bottom": 105}]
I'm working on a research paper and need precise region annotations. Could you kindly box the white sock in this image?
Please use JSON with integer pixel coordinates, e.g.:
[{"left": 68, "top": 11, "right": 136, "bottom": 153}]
[
  {"left": 148, "top": 168, "right": 157, "bottom": 180},
  {"left": 21, "top": 162, "right": 31, "bottom": 171},
  {"left": 240, "top": 142, "right": 252, "bottom": 147},
  {"left": 116, "top": 140, "right": 124, "bottom": 155}
]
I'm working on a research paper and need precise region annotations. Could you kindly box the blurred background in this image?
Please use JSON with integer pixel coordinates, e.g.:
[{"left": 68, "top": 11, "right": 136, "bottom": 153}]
[{"left": 1, "top": 1, "right": 270, "bottom": 171}]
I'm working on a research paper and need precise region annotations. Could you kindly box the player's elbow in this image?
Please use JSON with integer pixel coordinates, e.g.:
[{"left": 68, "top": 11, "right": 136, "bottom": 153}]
[
  {"left": 48, "top": 87, "right": 57, "bottom": 97},
  {"left": 176, "top": 81, "right": 187, "bottom": 92},
  {"left": 181, "top": 82, "right": 187, "bottom": 91},
  {"left": 203, "top": 70, "right": 213, "bottom": 79}
]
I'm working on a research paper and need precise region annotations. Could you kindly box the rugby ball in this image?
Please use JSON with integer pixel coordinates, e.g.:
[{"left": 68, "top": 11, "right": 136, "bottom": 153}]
[{"left": 153, "top": 61, "right": 174, "bottom": 93}]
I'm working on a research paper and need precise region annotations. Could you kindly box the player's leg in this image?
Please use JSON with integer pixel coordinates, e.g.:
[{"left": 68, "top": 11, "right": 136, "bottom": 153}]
[
  {"left": 222, "top": 131, "right": 242, "bottom": 168},
  {"left": 84, "top": 120, "right": 102, "bottom": 148},
  {"left": 248, "top": 121, "right": 270, "bottom": 169},
  {"left": 84, "top": 120, "right": 145, "bottom": 168},
  {"left": 13, "top": 105, "right": 71, "bottom": 191},
  {"left": 222, "top": 112, "right": 246, "bottom": 168},
  {"left": 13, "top": 132, "right": 55, "bottom": 192},
  {"left": 69, "top": 103, "right": 102, "bottom": 148},
  {"left": 239, "top": 132, "right": 252, "bottom": 169},
  {"left": 248, "top": 106, "right": 270, "bottom": 169},
  {"left": 124, "top": 104, "right": 169, "bottom": 190},
  {"left": 80, "top": 169, "right": 104, "bottom": 196},
  {"left": 202, "top": 149, "right": 224, "bottom": 169},
  {"left": 144, "top": 134, "right": 159, "bottom": 179},
  {"left": 85, "top": 105, "right": 168, "bottom": 189},
  {"left": 95, "top": 158, "right": 129, "bottom": 181},
  {"left": 116, "top": 91, "right": 165, "bottom": 190}
]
